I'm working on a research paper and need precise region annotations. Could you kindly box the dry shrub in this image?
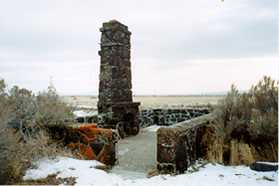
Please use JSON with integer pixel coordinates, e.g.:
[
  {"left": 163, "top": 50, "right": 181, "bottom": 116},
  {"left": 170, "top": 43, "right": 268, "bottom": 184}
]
[
  {"left": 215, "top": 76, "right": 278, "bottom": 143},
  {"left": 0, "top": 129, "right": 73, "bottom": 184},
  {"left": 0, "top": 79, "right": 74, "bottom": 184},
  {"left": 35, "top": 85, "right": 74, "bottom": 126}
]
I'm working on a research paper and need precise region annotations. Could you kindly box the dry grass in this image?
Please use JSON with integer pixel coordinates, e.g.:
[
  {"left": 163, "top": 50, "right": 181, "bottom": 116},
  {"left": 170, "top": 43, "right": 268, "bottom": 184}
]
[
  {"left": 0, "top": 129, "right": 73, "bottom": 184},
  {"left": 18, "top": 174, "right": 76, "bottom": 185},
  {"left": 0, "top": 79, "right": 75, "bottom": 184},
  {"left": 215, "top": 76, "right": 278, "bottom": 143}
]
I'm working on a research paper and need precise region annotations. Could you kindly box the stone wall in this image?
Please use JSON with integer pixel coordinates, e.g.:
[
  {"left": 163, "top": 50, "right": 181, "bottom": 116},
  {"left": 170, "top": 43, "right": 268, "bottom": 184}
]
[
  {"left": 157, "top": 114, "right": 217, "bottom": 174},
  {"left": 156, "top": 113, "right": 278, "bottom": 174},
  {"left": 47, "top": 124, "right": 117, "bottom": 165},
  {"left": 140, "top": 108, "right": 209, "bottom": 127}
]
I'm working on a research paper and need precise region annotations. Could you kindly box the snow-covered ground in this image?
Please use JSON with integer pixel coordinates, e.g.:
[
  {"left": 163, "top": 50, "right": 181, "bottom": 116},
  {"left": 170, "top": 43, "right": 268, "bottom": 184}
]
[
  {"left": 143, "top": 125, "right": 161, "bottom": 132},
  {"left": 73, "top": 110, "right": 97, "bottom": 118},
  {"left": 24, "top": 157, "right": 278, "bottom": 186}
]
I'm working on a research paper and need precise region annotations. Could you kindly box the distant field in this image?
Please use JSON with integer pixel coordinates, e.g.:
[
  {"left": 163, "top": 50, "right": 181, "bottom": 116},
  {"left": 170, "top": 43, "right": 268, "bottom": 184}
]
[
  {"left": 134, "top": 95, "right": 223, "bottom": 108},
  {"left": 61, "top": 95, "right": 224, "bottom": 109}
]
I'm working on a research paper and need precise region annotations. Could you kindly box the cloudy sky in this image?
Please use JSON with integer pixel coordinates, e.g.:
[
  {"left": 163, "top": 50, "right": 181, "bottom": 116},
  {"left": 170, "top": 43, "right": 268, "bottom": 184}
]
[{"left": 0, "top": 0, "right": 277, "bottom": 95}]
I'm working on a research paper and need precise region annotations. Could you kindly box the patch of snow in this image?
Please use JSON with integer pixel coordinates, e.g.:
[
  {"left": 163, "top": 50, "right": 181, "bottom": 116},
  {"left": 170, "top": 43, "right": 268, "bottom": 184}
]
[
  {"left": 24, "top": 157, "right": 103, "bottom": 181},
  {"left": 73, "top": 110, "right": 97, "bottom": 118},
  {"left": 24, "top": 157, "right": 278, "bottom": 186},
  {"left": 256, "top": 161, "right": 278, "bottom": 166},
  {"left": 109, "top": 168, "right": 146, "bottom": 180},
  {"left": 143, "top": 125, "right": 161, "bottom": 132},
  {"left": 118, "top": 148, "right": 129, "bottom": 156},
  {"left": 76, "top": 105, "right": 96, "bottom": 109}
]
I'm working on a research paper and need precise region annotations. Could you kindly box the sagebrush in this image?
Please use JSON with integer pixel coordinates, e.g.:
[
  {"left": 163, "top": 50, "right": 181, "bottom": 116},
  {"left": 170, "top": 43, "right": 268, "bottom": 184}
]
[
  {"left": 0, "top": 79, "right": 74, "bottom": 184},
  {"left": 215, "top": 76, "right": 278, "bottom": 143}
]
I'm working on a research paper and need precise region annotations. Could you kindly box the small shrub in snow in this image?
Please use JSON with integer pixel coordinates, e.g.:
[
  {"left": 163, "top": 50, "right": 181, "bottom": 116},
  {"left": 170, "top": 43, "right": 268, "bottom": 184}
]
[
  {"left": 215, "top": 76, "right": 278, "bottom": 143},
  {"left": 0, "top": 79, "right": 74, "bottom": 184}
]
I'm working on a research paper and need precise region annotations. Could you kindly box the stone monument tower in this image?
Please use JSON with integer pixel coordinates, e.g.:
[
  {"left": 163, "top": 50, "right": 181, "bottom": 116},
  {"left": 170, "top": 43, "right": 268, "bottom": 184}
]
[{"left": 97, "top": 20, "right": 140, "bottom": 137}]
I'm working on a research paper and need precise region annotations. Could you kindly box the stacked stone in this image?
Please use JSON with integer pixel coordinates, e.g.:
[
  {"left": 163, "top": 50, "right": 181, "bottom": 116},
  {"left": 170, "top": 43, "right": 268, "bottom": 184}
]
[
  {"left": 157, "top": 114, "right": 216, "bottom": 174},
  {"left": 97, "top": 20, "right": 140, "bottom": 136},
  {"left": 98, "top": 20, "right": 133, "bottom": 113},
  {"left": 139, "top": 108, "right": 210, "bottom": 127}
]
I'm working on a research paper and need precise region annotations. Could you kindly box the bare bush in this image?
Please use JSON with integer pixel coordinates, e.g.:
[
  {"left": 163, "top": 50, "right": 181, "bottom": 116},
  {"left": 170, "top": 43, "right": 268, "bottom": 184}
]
[
  {"left": 0, "top": 79, "right": 74, "bottom": 184},
  {"left": 0, "top": 129, "right": 72, "bottom": 184},
  {"left": 215, "top": 76, "right": 278, "bottom": 142},
  {"left": 35, "top": 85, "right": 74, "bottom": 126}
]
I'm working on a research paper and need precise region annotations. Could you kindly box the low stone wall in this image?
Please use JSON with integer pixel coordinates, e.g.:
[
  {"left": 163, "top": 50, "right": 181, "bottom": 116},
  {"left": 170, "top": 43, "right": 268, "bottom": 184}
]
[
  {"left": 156, "top": 113, "right": 278, "bottom": 174},
  {"left": 140, "top": 108, "right": 209, "bottom": 127},
  {"left": 47, "top": 124, "right": 118, "bottom": 165},
  {"left": 157, "top": 114, "right": 219, "bottom": 174}
]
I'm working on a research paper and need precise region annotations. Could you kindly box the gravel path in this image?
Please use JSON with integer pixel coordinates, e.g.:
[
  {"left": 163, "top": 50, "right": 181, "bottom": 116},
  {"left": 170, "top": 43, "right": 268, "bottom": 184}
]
[{"left": 110, "top": 126, "right": 159, "bottom": 179}]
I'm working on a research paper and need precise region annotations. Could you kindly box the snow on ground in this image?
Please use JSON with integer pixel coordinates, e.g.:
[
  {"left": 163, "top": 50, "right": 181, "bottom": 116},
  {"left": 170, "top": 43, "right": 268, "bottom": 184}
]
[
  {"left": 73, "top": 110, "right": 97, "bottom": 118},
  {"left": 143, "top": 125, "right": 161, "bottom": 132},
  {"left": 75, "top": 105, "right": 96, "bottom": 109},
  {"left": 256, "top": 162, "right": 278, "bottom": 166},
  {"left": 24, "top": 157, "right": 278, "bottom": 186},
  {"left": 118, "top": 148, "right": 129, "bottom": 156}
]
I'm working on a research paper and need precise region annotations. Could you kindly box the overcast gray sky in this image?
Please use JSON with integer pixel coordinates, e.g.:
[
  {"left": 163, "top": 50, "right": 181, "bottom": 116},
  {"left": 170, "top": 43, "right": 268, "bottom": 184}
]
[{"left": 0, "top": 0, "right": 278, "bottom": 95}]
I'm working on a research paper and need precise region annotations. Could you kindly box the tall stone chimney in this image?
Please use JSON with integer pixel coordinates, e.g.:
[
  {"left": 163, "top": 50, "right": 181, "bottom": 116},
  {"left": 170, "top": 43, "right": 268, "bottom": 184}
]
[{"left": 97, "top": 20, "right": 140, "bottom": 137}]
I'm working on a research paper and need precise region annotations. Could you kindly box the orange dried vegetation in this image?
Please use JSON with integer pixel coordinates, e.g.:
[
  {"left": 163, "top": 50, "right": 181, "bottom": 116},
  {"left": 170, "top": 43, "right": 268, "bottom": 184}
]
[{"left": 67, "top": 124, "right": 115, "bottom": 163}]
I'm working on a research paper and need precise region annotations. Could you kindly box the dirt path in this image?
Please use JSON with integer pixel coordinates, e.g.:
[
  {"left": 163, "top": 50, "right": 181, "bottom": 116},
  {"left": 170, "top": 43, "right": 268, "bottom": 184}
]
[{"left": 110, "top": 126, "right": 160, "bottom": 179}]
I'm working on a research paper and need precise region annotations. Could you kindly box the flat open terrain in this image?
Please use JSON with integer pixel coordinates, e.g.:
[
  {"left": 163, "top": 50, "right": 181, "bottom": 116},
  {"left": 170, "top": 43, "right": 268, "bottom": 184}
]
[{"left": 61, "top": 95, "right": 224, "bottom": 109}]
